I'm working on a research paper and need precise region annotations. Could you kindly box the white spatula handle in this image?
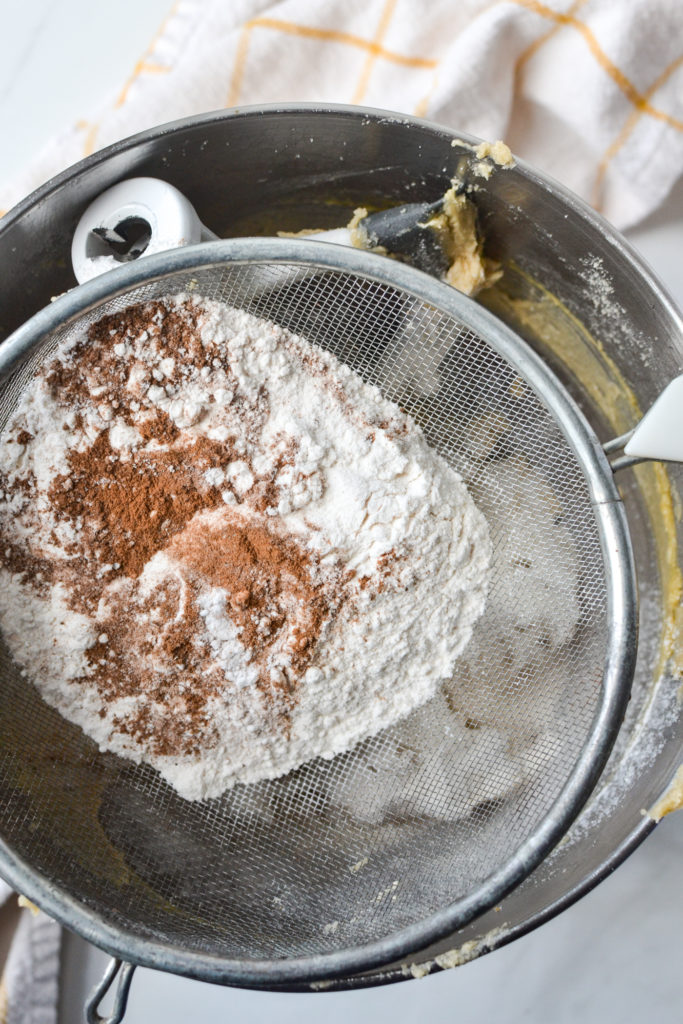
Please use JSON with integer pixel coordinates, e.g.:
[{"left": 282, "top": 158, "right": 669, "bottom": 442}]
[{"left": 622, "top": 374, "right": 683, "bottom": 463}]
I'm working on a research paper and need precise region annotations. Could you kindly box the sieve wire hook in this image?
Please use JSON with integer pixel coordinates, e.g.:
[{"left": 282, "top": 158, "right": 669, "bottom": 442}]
[{"left": 86, "top": 958, "right": 136, "bottom": 1024}]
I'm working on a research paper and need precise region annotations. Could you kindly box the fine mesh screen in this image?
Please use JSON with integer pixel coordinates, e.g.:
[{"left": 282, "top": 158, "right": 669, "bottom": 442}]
[{"left": 0, "top": 259, "right": 610, "bottom": 962}]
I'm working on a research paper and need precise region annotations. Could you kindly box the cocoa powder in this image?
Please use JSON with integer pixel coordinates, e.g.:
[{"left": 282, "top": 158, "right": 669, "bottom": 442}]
[
  {"left": 9, "top": 298, "right": 345, "bottom": 757},
  {"left": 48, "top": 432, "right": 226, "bottom": 578},
  {"left": 166, "top": 510, "right": 341, "bottom": 682}
]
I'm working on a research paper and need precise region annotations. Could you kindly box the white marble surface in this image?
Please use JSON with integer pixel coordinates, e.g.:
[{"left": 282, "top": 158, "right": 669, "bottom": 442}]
[{"left": 1, "top": 3, "right": 682, "bottom": 1022}]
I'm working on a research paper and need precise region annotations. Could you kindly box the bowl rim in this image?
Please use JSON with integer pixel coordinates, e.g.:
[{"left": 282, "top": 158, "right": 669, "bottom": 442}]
[{"left": 2, "top": 100, "right": 683, "bottom": 336}]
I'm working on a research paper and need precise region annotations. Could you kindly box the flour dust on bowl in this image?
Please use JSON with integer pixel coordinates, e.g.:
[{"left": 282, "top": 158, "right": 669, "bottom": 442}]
[{"left": 0, "top": 239, "right": 636, "bottom": 998}]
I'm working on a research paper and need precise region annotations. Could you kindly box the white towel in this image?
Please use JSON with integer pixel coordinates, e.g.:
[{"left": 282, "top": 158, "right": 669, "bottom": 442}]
[
  {"left": 1, "top": 0, "right": 683, "bottom": 227},
  {"left": 0, "top": 882, "right": 60, "bottom": 1024}
]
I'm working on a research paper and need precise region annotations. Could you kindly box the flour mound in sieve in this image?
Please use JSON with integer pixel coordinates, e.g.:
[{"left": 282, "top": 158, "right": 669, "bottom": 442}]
[{"left": 0, "top": 294, "right": 490, "bottom": 800}]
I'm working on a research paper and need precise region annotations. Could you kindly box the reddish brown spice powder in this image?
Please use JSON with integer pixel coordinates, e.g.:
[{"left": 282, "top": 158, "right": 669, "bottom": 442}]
[{"left": 8, "top": 298, "right": 346, "bottom": 757}]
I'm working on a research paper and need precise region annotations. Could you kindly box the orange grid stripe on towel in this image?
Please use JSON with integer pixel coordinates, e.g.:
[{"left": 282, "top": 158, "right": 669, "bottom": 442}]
[
  {"left": 593, "top": 53, "right": 683, "bottom": 209},
  {"left": 81, "top": 2, "right": 177, "bottom": 157},
  {"left": 114, "top": 1, "right": 178, "bottom": 110},
  {"left": 227, "top": 14, "right": 437, "bottom": 107},
  {"left": 115, "top": 60, "right": 169, "bottom": 111},
  {"left": 351, "top": 0, "right": 398, "bottom": 104},
  {"left": 514, "top": 0, "right": 587, "bottom": 77},
  {"left": 513, "top": 0, "right": 683, "bottom": 132},
  {"left": 413, "top": 69, "right": 440, "bottom": 118}
]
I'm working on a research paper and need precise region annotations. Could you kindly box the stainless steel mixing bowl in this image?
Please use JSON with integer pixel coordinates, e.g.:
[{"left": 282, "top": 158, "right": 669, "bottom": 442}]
[{"left": 0, "top": 104, "right": 681, "bottom": 990}]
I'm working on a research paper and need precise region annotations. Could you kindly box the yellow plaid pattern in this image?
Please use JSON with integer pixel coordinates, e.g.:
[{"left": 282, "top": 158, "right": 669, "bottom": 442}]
[{"left": 1, "top": 0, "right": 682, "bottom": 223}]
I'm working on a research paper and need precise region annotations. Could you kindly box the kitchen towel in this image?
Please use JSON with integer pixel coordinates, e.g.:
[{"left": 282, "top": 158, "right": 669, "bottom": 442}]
[
  {"left": 0, "top": 882, "right": 60, "bottom": 1024},
  {"left": 1, "top": 0, "right": 683, "bottom": 228}
]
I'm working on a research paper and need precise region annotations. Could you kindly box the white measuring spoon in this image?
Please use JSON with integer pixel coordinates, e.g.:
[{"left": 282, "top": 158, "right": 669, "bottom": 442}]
[{"left": 71, "top": 176, "right": 448, "bottom": 285}]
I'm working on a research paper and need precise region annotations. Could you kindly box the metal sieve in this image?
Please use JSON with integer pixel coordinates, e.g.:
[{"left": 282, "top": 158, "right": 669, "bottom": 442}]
[{"left": 0, "top": 239, "right": 638, "bottom": 1016}]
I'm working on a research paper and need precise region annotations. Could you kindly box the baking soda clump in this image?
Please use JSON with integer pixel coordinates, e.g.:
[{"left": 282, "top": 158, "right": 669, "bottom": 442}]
[{"left": 0, "top": 295, "right": 490, "bottom": 800}]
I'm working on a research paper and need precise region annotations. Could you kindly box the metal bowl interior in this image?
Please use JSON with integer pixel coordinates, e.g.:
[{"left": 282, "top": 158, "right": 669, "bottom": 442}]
[{"left": 0, "top": 105, "right": 680, "bottom": 987}]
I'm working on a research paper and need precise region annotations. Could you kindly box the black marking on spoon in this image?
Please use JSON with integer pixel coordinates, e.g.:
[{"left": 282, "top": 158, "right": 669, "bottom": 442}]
[{"left": 88, "top": 217, "right": 153, "bottom": 263}]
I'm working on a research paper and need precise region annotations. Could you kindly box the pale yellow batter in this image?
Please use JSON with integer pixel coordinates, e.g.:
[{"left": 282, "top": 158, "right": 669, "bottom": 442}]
[{"left": 648, "top": 764, "right": 683, "bottom": 821}]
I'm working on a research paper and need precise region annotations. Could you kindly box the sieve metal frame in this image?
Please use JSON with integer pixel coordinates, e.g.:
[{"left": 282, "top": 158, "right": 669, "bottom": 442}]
[{"left": 0, "top": 238, "right": 637, "bottom": 987}]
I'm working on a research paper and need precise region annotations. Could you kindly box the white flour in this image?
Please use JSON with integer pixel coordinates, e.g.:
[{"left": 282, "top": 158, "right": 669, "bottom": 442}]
[{"left": 0, "top": 295, "right": 491, "bottom": 801}]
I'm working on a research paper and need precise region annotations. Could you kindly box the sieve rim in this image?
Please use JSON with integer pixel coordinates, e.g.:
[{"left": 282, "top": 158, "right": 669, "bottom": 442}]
[{"left": 0, "top": 238, "right": 637, "bottom": 985}]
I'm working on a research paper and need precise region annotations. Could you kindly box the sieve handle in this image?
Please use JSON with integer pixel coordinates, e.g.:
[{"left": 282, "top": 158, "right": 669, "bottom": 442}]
[{"left": 85, "top": 958, "right": 136, "bottom": 1024}]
